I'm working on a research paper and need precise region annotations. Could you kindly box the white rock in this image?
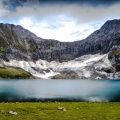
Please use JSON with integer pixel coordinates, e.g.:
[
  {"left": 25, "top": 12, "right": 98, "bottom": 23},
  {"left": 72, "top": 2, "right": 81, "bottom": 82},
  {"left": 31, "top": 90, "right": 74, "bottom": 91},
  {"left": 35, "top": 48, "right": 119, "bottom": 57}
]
[
  {"left": 8, "top": 110, "right": 17, "bottom": 115},
  {"left": 57, "top": 107, "right": 66, "bottom": 111}
]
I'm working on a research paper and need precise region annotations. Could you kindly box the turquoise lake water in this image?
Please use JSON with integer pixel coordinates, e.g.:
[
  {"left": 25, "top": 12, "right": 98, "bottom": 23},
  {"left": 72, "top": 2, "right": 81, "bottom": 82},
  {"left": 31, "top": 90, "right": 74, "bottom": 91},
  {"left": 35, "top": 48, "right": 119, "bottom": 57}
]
[{"left": 0, "top": 79, "right": 120, "bottom": 102}]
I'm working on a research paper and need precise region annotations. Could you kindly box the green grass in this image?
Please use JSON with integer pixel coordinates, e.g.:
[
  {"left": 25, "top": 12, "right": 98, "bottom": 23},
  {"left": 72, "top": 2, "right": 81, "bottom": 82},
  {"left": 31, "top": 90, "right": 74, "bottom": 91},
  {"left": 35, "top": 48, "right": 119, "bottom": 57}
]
[
  {"left": 29, "top": 46, "right": 37, "bottom": 52},
  {"left": 0, "top": 67, "right": 33, "bottom": 78},
  {"left": 14, "top": 44, "right": 27, "bottom": 53},
  {"left": 0, "top": 36, "right": 8, "bottom": 52},
  {"left": 0, "top": 102, "right": 120, "bottom": 120}
]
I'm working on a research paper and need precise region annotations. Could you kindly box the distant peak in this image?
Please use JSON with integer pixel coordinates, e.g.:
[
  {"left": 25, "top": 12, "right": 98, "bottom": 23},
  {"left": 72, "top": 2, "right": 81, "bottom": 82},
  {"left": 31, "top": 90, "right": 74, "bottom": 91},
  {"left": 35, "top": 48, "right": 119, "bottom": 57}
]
[
  {"left": 101, "top": 19, "right": 120, "bottom": 29},
  {"left": 106, "top": 19, "right": 120, "bottom": 24}
]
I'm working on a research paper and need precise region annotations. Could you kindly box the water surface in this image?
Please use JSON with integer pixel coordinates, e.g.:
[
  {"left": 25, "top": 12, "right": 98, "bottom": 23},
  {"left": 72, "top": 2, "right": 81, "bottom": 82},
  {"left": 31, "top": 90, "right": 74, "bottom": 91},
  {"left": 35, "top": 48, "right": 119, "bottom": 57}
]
[{"left": 0, "top": 79, "right": 120, "bottom": 102}]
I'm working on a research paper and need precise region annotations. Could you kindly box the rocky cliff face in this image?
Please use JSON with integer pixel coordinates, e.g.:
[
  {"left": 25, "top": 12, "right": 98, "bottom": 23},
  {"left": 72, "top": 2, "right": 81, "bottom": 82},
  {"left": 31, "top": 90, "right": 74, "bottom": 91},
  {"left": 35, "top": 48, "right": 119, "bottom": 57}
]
[
  {"left": 0, "top": 19, "right": 120, "bottom": 62},
  {"left": 108, "top": 46, "right": 120, "bottom": 75},
  {"left": 0, "top": 23, "right": 37, "bottom": 61}
]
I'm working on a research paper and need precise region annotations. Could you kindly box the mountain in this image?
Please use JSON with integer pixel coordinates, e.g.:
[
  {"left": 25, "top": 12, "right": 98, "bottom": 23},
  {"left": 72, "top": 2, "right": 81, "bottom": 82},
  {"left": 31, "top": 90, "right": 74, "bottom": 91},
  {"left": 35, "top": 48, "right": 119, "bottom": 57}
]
[
  {"left": 0, "top": 19, "right": 120, "bottom": 62},
  {"left": 0, "top": 19, "right": 120, "bottom": 79}
]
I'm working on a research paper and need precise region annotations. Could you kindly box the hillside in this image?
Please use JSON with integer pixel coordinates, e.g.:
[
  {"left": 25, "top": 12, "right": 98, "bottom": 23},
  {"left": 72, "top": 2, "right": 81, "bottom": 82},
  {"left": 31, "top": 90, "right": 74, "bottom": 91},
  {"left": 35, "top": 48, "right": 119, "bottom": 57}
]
[{"left": 0, "top": 63, "right": 33, "bottom": 79}]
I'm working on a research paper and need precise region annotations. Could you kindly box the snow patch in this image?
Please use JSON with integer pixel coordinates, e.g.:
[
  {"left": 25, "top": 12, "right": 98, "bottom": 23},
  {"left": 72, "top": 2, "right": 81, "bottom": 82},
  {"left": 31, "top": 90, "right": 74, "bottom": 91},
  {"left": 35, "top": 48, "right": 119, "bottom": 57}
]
[
  {"left": 4, "top": 60, "right": 59, "bottom": 79},
  {"left": 4, "top": 53, "right": 117, "bottom": 79}
]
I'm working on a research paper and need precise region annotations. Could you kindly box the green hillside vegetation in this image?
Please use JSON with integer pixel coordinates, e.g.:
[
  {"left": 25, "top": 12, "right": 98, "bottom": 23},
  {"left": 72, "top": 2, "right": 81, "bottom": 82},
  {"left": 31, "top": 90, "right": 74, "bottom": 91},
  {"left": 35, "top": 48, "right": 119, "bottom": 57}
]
[
  {"left": 14, "top": 44, "right": 27, "bottom": 53},
  {"left": 0, "top": 102, "right": 120, "bottom": 120},
  {"left": 0, "top": 66, "right": 33, "bottom": 78},
  {"left": 0, "top": 36, "right": 8, "bottom": 52}
]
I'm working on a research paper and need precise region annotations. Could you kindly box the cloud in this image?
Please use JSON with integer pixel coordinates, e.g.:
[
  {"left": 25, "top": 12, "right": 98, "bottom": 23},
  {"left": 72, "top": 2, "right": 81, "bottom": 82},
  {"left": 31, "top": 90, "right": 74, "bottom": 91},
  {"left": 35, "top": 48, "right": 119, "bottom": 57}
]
[
  {"left": 0, "top": 0, "right": 120, "bottom": 41},
  {"left": 15, "top": 0, "right": 120, "bottom": 6},
  {"left": 0, "top": 0, "right": 9, "bottom": 18},
  {"left": 1, "top": 1, "right": 120, "bottom": 24},
  {"left": 18, "top": 18, "right": 102, "bottom": 41}
]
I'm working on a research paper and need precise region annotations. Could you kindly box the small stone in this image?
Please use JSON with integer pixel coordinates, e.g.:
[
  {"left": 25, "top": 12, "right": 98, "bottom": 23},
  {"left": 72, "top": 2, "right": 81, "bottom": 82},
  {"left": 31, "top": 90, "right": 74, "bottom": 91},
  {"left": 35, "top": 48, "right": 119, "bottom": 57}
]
[
  {"left": 62, "top": 107, "right": 66, "bottom": 111},
  {"left": 57, "top": 107, "right": 66, "bottom": 111},
  {"left": 57, "top": 107, "right": 63, "bottom": 110},
  {"left": 8, "top": 110, "right": 17, "bottom": 115}
]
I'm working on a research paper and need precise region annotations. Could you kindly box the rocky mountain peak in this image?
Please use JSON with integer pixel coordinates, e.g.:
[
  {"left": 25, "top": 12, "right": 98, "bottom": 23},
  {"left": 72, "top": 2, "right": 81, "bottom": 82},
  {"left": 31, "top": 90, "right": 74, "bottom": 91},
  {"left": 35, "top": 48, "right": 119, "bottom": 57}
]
[
  {"left": 100, "top": 19, "right": 120, "bottom": 33},
  {"left": 101, "top": 19, "right": 120, "bottom": 29},
  {"left": 87, "top": 19, "right": 120, "bottom": 40},
  {"left": 14, "top": 25, "right": 37, "bottom": 39},
  {"left": 0, "top": 23, "right": 37, "bottom": 39}
]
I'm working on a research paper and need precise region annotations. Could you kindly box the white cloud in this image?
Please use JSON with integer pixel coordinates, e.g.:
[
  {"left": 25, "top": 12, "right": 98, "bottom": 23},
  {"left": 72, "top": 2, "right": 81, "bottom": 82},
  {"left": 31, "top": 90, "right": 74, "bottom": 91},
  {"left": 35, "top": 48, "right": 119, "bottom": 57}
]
[
  {"left": 0, "top": 0, "right": 9, "bottom": 18},
  {"left": 18, "top": 18, "right": 102, "bottom": 41},
  {"left": 1, "top": 1, "right": 120, "bottom": 41},
  {"left": 19, "top": 17, "right": 33, "bottom": 28}
]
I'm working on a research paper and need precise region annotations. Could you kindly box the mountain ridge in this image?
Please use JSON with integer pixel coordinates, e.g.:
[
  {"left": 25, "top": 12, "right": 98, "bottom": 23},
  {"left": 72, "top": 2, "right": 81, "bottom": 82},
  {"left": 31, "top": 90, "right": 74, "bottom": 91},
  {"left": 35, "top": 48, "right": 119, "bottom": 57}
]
[{"left": 0, "top": 19, "right": 120, "bottom": 62}]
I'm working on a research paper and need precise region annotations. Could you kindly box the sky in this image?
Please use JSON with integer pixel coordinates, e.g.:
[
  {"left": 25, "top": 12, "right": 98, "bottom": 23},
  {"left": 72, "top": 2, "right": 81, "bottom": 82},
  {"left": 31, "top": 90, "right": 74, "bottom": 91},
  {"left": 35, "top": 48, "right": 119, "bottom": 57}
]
[{"left": 0, "top": 0, "right": 120, "bottom": 42}]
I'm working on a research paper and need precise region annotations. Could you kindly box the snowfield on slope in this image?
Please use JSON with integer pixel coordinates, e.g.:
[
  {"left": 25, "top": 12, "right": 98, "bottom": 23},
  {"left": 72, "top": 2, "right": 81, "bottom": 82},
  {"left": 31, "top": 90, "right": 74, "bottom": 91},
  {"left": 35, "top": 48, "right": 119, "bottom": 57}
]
[{"left": 4, "top": 54, "right": 113, "bottom": 79}]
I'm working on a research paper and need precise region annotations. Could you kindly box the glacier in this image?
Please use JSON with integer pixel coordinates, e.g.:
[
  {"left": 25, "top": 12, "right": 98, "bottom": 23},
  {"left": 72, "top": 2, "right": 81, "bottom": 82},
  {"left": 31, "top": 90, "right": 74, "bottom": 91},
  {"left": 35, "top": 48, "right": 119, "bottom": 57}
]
[{"left": 3, "top": 53, "right": 120, "bottom": 79}]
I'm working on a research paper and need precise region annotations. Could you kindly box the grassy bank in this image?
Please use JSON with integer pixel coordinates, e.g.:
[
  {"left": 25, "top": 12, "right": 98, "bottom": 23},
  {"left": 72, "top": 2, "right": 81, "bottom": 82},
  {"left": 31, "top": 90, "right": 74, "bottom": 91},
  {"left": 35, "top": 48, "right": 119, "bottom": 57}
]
[
  {"left": 0, "top": 102, "right": 120, "bottom": 120},
  {"left": 0, "top": 66, "right": 33, "bottom": 78}
]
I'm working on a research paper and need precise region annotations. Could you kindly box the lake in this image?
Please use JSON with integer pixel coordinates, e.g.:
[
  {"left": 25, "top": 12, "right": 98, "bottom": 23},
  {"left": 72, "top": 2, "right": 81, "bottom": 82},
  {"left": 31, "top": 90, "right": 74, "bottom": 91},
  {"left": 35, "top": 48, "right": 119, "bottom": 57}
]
[{"left": 0, "top": 79, "right": 120, "bottom": 102}]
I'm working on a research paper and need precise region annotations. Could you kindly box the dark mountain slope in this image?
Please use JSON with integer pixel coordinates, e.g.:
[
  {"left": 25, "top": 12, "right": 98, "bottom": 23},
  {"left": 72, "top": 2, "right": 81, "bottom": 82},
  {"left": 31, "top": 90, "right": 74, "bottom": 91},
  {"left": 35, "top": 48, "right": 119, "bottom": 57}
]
[
  {"left": 0, "top": 19, "right": 120, "bottom": 62},
  {"left": 74, "top": 19, "right": 120, "bottom": 56}
]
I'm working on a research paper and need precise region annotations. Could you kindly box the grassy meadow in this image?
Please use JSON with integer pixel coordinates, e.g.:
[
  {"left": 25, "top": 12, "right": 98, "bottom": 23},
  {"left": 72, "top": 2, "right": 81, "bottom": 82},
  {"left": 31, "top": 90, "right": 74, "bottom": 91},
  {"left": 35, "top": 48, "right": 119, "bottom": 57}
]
[{"left": 0, "top": 102, "right": 120, "bottom": 120}]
